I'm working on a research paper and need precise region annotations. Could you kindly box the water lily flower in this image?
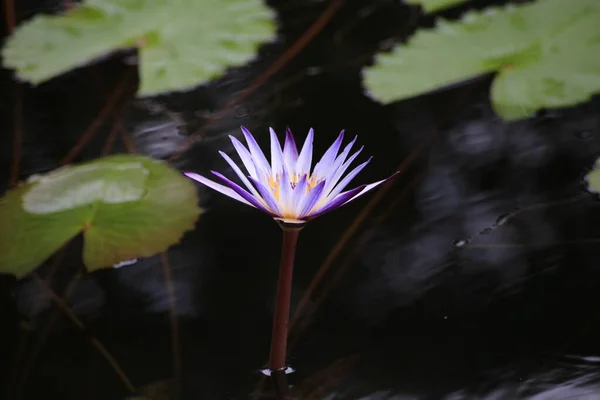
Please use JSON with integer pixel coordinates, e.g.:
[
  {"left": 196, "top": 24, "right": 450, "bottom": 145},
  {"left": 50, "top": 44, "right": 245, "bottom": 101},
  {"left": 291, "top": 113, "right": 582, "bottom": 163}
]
[
  {"left": 184, "top": 126, "right": 397, "bottom": 388},
  {"left": 184, "top": 126, "right": 395, "bottom": 225}
]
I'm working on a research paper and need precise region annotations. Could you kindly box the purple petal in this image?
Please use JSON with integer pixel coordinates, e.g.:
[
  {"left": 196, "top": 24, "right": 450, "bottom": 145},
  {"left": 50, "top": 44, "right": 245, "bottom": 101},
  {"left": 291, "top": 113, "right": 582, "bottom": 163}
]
[
  {"left": 241, "top": 126, "right": 271, "bottom": 175},
  {"left": 211, "top": 171, "right": 272, "bottom": 214},
  {"left": 183, "top": 171, "right": 255, "bottom": 207},
  {"left": 279, "top": 164, "right": 294, "bottom": 215},
  {"left": 248, "top": 176, "right": 282, "bottom": 215},
  {"left": 338, "top": 173, "right": 397, "bottom": 207},
  {"left": 325, "top": 156, "right": 372, "bottom": 201},
  {"left": 269, "top": 128, "right": 285, "bottom": 176},
  {"left": 299, "top": 180, "right": 326, "bottom": 218},
  {"left": 313, "top": 130, "right": 344, "bottom": 178},
  {"left": 283, "top": 127, "right": 298, "bottom": 173},
  {"left": 295, "top": 128, "right": 314, "bottom": 174},
  {"left": 306, "top": 184, "right": 366, "bottom": 219},
  {"left": 330, "top": 135, "right": 358, "bottom": 174},
  {"left": 219, "top": 151, "right": 262, "bottom": 199},
  {"left": 230, "top": 135, "right": 258, "bottom": 179},
  {"left": 324, "top": 145, "right": 363, "bottom": 195},
  {"left": 291, "top": 174, "right": 308, "bottom": 215}
]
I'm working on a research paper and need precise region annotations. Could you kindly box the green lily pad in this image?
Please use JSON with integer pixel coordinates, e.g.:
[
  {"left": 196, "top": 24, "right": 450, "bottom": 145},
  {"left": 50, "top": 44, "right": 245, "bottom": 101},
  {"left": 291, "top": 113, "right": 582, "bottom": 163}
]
[
  {"left": 0, "top": 155, "right": 202, "bottom": 278},
  {"left": 404, "top": 0, "right": 470, "bottom": 13},
  {"left": 586, "top": 160, "right": 600, "bottom": 194},
  {"left": 363, "top": 0, "right": 600, "bottom": 120},
  {"left": 1, "top": 0, "right": 276, "bottom": 96}
]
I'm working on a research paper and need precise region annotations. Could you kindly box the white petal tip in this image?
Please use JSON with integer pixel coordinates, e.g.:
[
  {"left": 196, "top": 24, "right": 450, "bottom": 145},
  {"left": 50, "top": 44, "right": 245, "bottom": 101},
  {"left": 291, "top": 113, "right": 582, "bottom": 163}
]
[{"left": 183, "top": 171, "right": 202, "bottom": 181}]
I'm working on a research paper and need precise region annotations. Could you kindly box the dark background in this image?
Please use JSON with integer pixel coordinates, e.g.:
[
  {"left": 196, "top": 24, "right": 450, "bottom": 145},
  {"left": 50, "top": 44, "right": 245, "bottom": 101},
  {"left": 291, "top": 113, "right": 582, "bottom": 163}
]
[{"left": 2, "top": 0, "right": 600, "bottom": 399}]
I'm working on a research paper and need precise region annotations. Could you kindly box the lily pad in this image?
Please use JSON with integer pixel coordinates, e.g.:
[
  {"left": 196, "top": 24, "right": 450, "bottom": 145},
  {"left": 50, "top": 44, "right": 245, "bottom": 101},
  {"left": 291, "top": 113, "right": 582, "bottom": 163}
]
[
  {"left": 0, "top": 155, "right": 202, "bottom": 278},
  {"left": 1, "top": 0, "right": 276, "bottom": 96},
  {"left": 363, "top": 0, "right": 600, "bottom": 120},
  {"left": 585, "top": 159, "right": 600, "bottom": 194},
  {"left": 404, "top": 0, "right": 470, "bottom": 13}
]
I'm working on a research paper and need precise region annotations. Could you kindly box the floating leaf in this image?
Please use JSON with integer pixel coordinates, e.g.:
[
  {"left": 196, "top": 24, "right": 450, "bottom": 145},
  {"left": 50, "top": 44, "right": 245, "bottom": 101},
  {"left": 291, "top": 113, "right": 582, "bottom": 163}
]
[
  {"left": 1, "top": 0, "right": 276, "bottom": 96},
  {"left": 585, "top": 159, "right": 600, "bottom": 194},
  {"left": 404, "top": 0, "right": 470, "bottom": 13},
  {"left": 0, "top": 155, "right": 202, "bottom": 278},
  {"left": 363, "top": 0, "right": 600, "bottom": 120}
]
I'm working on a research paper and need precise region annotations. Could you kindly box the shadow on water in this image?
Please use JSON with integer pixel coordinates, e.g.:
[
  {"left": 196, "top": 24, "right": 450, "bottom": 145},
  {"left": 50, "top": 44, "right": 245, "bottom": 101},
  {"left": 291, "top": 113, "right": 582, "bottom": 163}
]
[{"left": 2, "top": 0, "right": 600, "bottom": 399}]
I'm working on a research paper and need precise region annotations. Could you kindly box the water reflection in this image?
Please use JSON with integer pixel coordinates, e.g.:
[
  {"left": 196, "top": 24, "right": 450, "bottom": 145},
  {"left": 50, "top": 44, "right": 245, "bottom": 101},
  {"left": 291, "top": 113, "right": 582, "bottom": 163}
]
[{"left": 2, "top": 0, "right": 600, "bottom": 399}]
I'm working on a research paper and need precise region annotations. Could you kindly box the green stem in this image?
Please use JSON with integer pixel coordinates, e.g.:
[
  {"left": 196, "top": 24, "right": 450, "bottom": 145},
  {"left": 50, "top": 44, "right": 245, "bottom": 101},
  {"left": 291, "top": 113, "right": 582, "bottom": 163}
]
[
  {"left": 269, "top": 227, "right": 300, "bottom": 370},
  {"left": 268, "top": 224, "right": 302, "bottom": 398}
]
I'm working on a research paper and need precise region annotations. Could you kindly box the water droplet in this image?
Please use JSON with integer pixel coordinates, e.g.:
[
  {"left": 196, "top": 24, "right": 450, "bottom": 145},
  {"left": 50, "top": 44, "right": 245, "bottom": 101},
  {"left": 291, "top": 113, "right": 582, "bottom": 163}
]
[
  {"left": 495, "top": 212, "right": 512, "bottom": 226},
  {"left": 259, "top": 367, "right": 295, "bottom": 376},
  {"left": 452, "top": 238, "right": 470, "bottom": 247},
  {"left": 113, "top": 258, "right": 139, "bottom": 269}
]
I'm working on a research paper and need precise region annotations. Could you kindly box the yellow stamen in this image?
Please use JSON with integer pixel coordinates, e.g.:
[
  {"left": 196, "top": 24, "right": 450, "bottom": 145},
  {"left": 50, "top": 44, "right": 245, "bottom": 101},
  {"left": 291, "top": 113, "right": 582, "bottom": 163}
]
[
  {"left": 266, "top": 172, "right": 322, "bottom": 201},
  {"left": 269, "top": 173, "right": 281, "bottom": 201},
  {"left": 308, "top": 174, "right": 319, "bottom": 190}
]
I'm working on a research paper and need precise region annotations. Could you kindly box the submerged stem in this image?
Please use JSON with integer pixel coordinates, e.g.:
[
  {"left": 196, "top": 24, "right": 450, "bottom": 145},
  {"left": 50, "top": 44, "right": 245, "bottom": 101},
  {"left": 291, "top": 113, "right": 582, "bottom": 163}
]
[{"left": 268, "top": 223, "right": 302, "bottom": 397}]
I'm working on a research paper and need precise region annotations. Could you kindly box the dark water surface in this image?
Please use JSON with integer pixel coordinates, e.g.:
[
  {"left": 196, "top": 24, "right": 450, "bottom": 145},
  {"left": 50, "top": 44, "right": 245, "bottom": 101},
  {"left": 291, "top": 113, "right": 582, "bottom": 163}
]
[{"left": 2, "top": 1, "right": 600, "bottom": 399}]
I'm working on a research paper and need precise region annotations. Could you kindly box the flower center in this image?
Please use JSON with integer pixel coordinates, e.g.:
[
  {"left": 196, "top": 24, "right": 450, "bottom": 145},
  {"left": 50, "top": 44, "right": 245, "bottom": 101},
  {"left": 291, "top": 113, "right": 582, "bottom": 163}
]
[{"left": 267, "top": 172, "right": 321, "bottom": 201}]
